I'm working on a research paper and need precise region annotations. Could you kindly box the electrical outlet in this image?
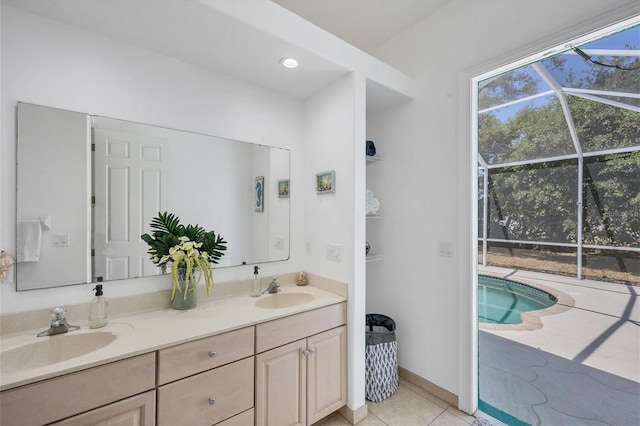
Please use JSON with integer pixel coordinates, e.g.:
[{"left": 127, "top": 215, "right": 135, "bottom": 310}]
[
  {"left": 52, "top": 233, "right": 71, "bottom": 247},
  {"left": 275, "top": 236, "right": 285, "bottom": 250},
  {"left": 326, "top": 243, "right": 341, "bottom": 262},
  {"left": 438, "top": 241, "right": 454, "bottom": 258}
]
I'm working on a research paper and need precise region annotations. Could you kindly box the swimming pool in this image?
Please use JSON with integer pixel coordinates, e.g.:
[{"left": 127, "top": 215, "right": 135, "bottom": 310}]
[{"left": 478, "top": 275, "right": 557, "bottom": 324}]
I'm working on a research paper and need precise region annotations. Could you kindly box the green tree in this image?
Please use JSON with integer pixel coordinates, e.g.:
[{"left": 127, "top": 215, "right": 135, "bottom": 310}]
[{"left": 478, "top": 54, "right": 639, "bottom": 248}]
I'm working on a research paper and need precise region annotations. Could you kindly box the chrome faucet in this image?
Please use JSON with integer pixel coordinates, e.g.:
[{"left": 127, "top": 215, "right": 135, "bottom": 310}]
[
  {"left": 262, "top": 276, "right": 281, "bottom": 294},
  {"left": 37, "top": 307, "right": 80, "bottom": 337}
]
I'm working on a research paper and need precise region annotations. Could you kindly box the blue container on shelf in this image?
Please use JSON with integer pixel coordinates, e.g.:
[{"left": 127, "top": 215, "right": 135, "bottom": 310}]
[{"left": 366, "top": 140, "right": 377, "bottom": 157}]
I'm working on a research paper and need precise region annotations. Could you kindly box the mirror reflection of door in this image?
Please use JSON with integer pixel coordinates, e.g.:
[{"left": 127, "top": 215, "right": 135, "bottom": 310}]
[{"left": 93, "top": 128, "right": 166, "bottom": 281}]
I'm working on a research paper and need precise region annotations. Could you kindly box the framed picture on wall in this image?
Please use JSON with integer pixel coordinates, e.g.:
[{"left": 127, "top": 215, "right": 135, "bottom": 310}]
[
  {"left": 316, "top": 170, "right": 335, "bottom": 194},
  {"left": 278, "top": 179, "right": 290, "bottom": 198},
  {"left": 255, "top": 176, "right": 264, "bottom": 212}
]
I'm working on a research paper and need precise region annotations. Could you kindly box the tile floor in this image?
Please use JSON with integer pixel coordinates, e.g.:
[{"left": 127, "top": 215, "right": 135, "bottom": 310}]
[{"left": 315, "top": 378, "right": 484, "bottom": 426}]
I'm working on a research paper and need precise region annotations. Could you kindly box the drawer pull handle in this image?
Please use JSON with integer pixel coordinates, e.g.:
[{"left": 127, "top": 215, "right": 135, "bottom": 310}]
[
  {"left": 302, "top": 349, "right": 310, "bottom": 356},
  {"left": 308, "top": 347, "right": 316, "bottom": 354},
  {"left": 209, "top": 397, "right": 216, "bottom": 405},
  {"left": 209, "top": 351, "right": 217, "bottom": 358}
]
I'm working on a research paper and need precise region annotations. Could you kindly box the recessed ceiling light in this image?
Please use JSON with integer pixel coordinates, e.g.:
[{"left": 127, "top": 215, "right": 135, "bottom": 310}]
[{"left": 280, "top": 57, "right": 299, "bottom": 69}]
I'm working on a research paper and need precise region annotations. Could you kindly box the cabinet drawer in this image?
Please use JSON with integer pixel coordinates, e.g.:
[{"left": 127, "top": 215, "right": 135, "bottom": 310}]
[
  {"left": 0, "top": 353, "right": 155, "bottom": 426},
  {"left": 51, "top": 390, "right": 156, "bottom": 426},
  {"left": 158, "top": 326, "right": 254, "bottom": 384},
  {"left": 157, "top": 357, "right": 254, "bottom": 426},
  {"left": 256, "top": 302, "right": 346, "bottom": 353},
  {"left": 216, "top": 408, "right": 254, "bottom": 426}
]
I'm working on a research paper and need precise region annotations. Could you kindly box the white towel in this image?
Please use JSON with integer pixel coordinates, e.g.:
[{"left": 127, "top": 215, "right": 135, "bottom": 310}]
[{"left": 17, "top": 220, "right": 42, "bottom": 262}]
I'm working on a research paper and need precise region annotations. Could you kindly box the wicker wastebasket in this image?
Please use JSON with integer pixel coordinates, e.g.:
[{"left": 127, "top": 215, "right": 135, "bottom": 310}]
[{"left": 365, "top": 314, "right": 399, "bottom": 402}]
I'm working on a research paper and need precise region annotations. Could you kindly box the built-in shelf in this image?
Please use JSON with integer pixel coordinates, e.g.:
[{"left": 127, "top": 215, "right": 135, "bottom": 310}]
[
  {"left": 366, "top": 254, "right": 383, "bottom": 263},
  {"left": 366, "top": 151, "right": 381, "bottom": 263}
]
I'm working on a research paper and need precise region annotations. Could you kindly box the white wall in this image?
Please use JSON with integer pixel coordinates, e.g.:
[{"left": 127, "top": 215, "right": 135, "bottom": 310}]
[
  {"left": 302, "top": 75, "right": 356, "bottom": 281},
  {"left": 366, "top": 0, "right": 638, "bottom": 413},
  {"left": 0, "top": 5, "right": 305, "bottom": 311},
  {"left": 302, "top": 73, "right": 366, "bottom": 410}
]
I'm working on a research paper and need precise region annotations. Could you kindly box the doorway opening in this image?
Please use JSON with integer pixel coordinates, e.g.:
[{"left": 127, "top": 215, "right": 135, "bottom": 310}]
[{"left": 473, "top": 19, "right": 639, "bottom": 425}]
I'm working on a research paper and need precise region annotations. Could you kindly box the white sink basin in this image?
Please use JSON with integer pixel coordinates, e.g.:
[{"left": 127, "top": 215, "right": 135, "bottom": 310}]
[
  {"left": 255, "top": 292, "right": 314, "bottom": 309},
  {"left": 1, "top": 331, "right": 118, "bottom": 373}
]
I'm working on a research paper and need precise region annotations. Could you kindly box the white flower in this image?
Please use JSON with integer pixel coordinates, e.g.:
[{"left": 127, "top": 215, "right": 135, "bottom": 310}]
[{"left": 0, "top": 251, "right": 14, "bottom": 273}]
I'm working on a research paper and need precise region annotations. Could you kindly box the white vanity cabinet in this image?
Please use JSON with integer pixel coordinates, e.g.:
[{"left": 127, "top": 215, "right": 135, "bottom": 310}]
[
  {"left": 156, "top": 327, "right": 255, "bottom": 426},
  {"left": 0, "top": 299, "right": 347, "bottom": 426},
  {"left": 255, "top": 303, "right": 347, "bottom": 426}
]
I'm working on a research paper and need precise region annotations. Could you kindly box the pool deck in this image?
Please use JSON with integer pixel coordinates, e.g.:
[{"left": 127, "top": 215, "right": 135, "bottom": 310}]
[{"left": 478, "top": 266, "right": 640, "bottom": 425}]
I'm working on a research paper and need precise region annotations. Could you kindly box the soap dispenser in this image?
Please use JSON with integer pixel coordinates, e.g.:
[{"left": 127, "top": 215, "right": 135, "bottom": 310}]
[
  {"left": 89, "top": 284, "right": 108, "bottom": 329},
  {"left": 251, "top": 266, "right": 261, "bottom": 297}
]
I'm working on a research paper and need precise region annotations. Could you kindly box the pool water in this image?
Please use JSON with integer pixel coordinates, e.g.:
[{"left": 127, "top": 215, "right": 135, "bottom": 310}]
[{"left": 478, "top": 275, "right": 557, "bottom": 324}]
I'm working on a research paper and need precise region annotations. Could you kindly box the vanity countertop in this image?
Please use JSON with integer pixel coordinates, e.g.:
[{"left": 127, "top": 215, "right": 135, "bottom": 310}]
[{"left": 0, "top": 284, "right": 346, "bottom": 391}]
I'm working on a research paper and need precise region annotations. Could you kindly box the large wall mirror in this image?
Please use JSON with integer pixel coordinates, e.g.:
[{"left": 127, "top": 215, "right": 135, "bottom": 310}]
[{"left": 16, "top": 102, "right": 290, "bottom": 291}]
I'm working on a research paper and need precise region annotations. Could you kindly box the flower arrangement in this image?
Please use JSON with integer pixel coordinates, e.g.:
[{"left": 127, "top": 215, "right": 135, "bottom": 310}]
[
  {"left": 141, "top": 212, "right": 227, "bottom": 301},
  {"left": 0, "top": 251, "right": 15, "bottom": 282}
]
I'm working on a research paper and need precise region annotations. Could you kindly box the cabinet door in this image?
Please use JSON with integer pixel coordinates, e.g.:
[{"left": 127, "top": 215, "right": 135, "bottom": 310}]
[
  {"left": 51, "top": 391, "right": 155, "bottom": 426},
  {"left": 255, "top": 339, "right": 307, "bottom": 426},
  {"left": 307, "top": 326, "right": 347, "bottom": 425}
]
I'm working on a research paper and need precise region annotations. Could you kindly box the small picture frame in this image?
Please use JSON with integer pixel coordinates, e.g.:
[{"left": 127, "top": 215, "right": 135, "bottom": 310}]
[
  {"left": 316, "top": 170, "right": 336, "bottom": 194},
  {"left": 255, "top": 176, "right": 264, "bottom": 212},
  {"left": 278, "top": 179, "right": 290, "bottom": 198}
]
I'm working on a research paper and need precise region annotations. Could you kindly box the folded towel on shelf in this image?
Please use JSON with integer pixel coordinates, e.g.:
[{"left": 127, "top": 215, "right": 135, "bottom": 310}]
[{"left": 17, "top": 220, "right": 42, "bottom": 262}]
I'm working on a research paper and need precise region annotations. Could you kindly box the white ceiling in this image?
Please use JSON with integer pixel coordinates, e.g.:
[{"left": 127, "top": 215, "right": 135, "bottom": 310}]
[
  {"left": 1, "top": 0, "right": 443, "bottom": 101},
  {"left": 272, "top": 0, "right": 448, "bottom": 55},
  {"left": 1, "top": 0, "right": 350, "bottom": 99}
]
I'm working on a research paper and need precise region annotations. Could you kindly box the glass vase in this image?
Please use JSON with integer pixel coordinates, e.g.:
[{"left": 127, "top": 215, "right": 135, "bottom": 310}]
[{"left": 171, "top": 266, "right": 198, "bottom": 310}]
